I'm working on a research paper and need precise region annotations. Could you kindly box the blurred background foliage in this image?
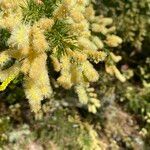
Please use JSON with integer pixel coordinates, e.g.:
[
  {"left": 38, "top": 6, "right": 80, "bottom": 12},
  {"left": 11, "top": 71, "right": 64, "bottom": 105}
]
[
  {"left": 0, "top": 0, "right": 150, "bottom": 149},
  {"left": 96, "top": 0, "right": 150, "bottom": 51}
]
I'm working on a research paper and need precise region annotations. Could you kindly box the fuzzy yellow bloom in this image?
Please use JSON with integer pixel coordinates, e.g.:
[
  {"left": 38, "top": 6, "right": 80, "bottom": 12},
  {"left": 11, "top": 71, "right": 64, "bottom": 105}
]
[
  {"left": 105, "top": 35, "right": 122, "bottom": 47},
  {"left": 24, "top": 54, "right": 52, "bottom": 113},
  {"left": 32, "top": 54, "right": 52, "bottom": 98},
  {"left": 105, "top": 65, "right": 114, "bottom": 76},
  {"left": 57, "top": 56, "right": 73, "bottom": 89},
  {"left": 86, "top": 87, "right": 94, "bottom": 92},
  {"left": 77, "top": 0, "right": 90, "bottom": 6},
  {"left": 24, "top": 77, "right": 43, "bottom": 114},
  {"left": 92, "top": 36, "right": 104, "bottom": 49},
  {"left": 75, "top": 82, "right": 101, "bottom": 114},
  {"left": 110, "top": 52, "right": 122, "bottom": 62},
  {"left": 91, "top": 23, "right": 108, "bottom": 34},
  {"left": 90, "top": 98, "right": 101, "bottom": 108},
  {"left": 51, "top": 56, "right": 61, "bottom": 72},
  {"left": 71, "top": 64, "right": 83, "bottom": 84},
  {"left": 67, "top": 49, "right": 87, "bottom": 63},
  {"left": 0, "top": 51, "right": 10, "bottom": 66},
  {"left": 0, "top": 9, "right": 23, "bottom": 30},
  {"left": 0, "top": 0, "right": 26, "bottom": 9},
  {"left": 71, "top": 20, "right": 90, "bottom": 37},
  {"left": 8, "top": 24, "right": 30, "bottom": 55},
  {"left": 35, "top": 18, "right": 54, "bottom": 31},
  {"left": 82, "top": 61, "right": 99, "bottom": 82},
  {"left": 75, "top": 84, "right": 89, "bottom": 104},
  {"left": 70, "top": 9, "right": 85, "bottom": 22},
  {"left": 71, "top": 21, "right": 87, "bottom": 33},
  {"left": 53, "top": 3, "right": 69, "bottom": 19},
  {"left": 84, "top": 4, "right": 95, "bottom": 21},
  {"left": 85, "top": 50, "right": 107, "bottom": 63},
  {"left": 27, "top": 54, "right": 51, "bottom": 94},
  {"left": 106, "top": 65, "right": 126, "bottom": 82},
  {"left": 31, "top": 26, "right": 49, "bottom": 53},
  {"left": 88, "top": 104, "right": 97, "bottom": 114},
  {"left": 20, "top": 58, "right": 31, "bottom": 74},
  {"left": 74, "top": 52, "right": 87, "bottom": 62},
  {"left": 78, "top": 37, "right": 97, "bottom": 51},
  {"left": 107, "top": 26, "right": 116, "bottom": 33},
  {"left": 65, "top": 0, "right": 77, "bottom": 7},
  {"left": 57, "top": 74, "right": 73, "bottom": 89},
  {"left": 143, "top": 80, "right": 150, "bottom": 88},
  {"left": 99, "top": 18, "right": 113, "bottom": 26}
]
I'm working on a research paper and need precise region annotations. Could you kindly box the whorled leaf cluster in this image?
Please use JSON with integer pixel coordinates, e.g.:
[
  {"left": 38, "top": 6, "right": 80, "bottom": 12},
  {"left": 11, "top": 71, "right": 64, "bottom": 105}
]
[
  {"left": 0, "top": 0, "right": 125, "bottom": 114},
  {"left": 97, "top": 0, "right": 150, "bottom": 50}
]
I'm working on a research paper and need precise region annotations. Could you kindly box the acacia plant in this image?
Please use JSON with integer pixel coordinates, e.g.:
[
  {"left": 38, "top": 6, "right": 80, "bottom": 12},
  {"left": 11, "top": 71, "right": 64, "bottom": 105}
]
[{"left": 0, "top": 0, "right": 125, "bottom": 115}]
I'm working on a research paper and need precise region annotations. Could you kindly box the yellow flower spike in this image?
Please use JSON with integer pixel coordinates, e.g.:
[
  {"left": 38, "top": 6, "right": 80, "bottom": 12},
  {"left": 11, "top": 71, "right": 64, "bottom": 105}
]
[
  {"left": 7, "top": 23, "right": 30, "bottom": 54},
  {"left": 51, "top": 56, "right": 61, "bottom": 72},
  {"left": 143, "top": 80, "right": 150, "bottom": 88},
  {"left": 91, "top": 23, "right": 108, "bottom": 34},
  {"left": 78, "top": 37, "right": 97, "bottom": 51},
  {"left": 105, "top": 65, "right": 114, "bottom": 76},
  {"left": 85, "top": 50, "right": 107, "bottom": 63},
  {"left": 70, "top": 9, "right": 85, "bottom": 22},
  {"left": 88, "top": 104, "right": 97, "bottom": 114},
  {"left": 113, "top": 66, "right": 126, "bottom": 82},
  {"left": 57, "top": 75, "right": 73, "bottom": 89},
  {"left": 75, "top": 84, "right": 89, "bottom": 104},
  {"left": 0, "top": 9, "right": 23, "bottom": 30},
  {"left": 53, "top": 3, "right": 69, "bottom": 19},
  {"left": 0, "top": 51, "right": 10, "bottom": 66},
  {"left": 71, "top": 64, "right": 85, "bottom": 84},
  {"left": 105, "top": 35, "right": 122, "bottom": 47},
  {"left": 92, "top": 36, "right": 104, "bottom": 49},
  {"left": 0, "top": 0, "right": 26, "bottom": 9},
  {"left": 35, "top": 18, "right": 54, "bottom": 31},
  {"left": 99, "top": 18, "right": 113, "bottom": 26},
  {"left": 82, "top": 61, "right": 99, "bottom": 82},
  {"left": 31, "top": 25, "right": 49, "bottom": 53},
  {"left": 0, "top": 73, "right": 17, "bottom": 91},
  {"left": 84, "top": 4, "right": 95, "bottom": 21},
  {"left": 110, "top": 52, "right": 122, "bottom": 63}
]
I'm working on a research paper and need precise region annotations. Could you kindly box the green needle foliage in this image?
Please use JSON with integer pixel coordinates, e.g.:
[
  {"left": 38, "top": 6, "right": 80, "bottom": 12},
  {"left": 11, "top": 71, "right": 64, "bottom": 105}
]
[
  {"left": 22, "top": 0, "right": 61, "bottom": 23},
  {"left": 0, "top": 29, "right": 10, "bottom": 50},
  {"left": 45, "top": 20, "right": 78, "bottom": 57}
]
